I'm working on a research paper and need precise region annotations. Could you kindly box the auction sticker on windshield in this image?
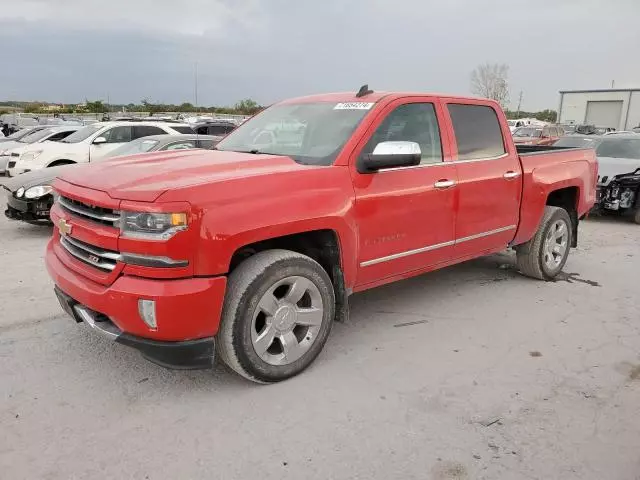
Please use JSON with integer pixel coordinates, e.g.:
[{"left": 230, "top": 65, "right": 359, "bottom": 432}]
[{"left": 334, "top": 102, "right": 375, "bottom": 110}]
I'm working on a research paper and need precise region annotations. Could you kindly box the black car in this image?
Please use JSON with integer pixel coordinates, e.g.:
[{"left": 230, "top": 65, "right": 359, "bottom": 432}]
[
  {"left": 192, "top": 120, "right": 237, "bottom": 136},
  {"left": 3, "top": 164, "right": 68, "bottom": 224},
  {"left": 4, "top": 134, "right": 220, "bottom": 225}
]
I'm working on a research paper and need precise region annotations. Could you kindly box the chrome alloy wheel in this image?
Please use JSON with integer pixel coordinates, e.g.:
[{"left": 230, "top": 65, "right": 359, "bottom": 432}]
[
  {"left": 543, "top": 219, "right": 569, "bottom": 270},
  {"left": 251, "top": 276, "right": 324, "bottom": 366}
]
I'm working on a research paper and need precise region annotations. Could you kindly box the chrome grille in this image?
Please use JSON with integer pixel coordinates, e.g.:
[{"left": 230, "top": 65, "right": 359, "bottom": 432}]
[
  {"left": 58, "top": 196, "right": 120, "bottom": 227},
  {"left": 60, "top": 235, "right": 121, "bottom": 272}
]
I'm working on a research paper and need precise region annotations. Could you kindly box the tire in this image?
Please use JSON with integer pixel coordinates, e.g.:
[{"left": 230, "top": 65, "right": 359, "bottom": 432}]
[
  {"left": 516, "top": 206, "right": 573, "bottom": 280},
  {"left": 633, "top": 208, "right": 640, "bottom": 225},
  {"left": 217, "top": 249, "right": 336, "bottom": 383}
]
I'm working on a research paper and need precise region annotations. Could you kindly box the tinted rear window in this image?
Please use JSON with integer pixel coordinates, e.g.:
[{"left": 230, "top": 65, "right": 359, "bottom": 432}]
[
  {"left": 447, "top": 104, "right": 506, "bottom": 160},
  {"left": 172, "top": 126, "right": 195, "bottom": 134}
]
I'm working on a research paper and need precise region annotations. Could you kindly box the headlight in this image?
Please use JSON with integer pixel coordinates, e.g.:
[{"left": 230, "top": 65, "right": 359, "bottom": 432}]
[
  {"left": 21, "top": 151, "right": 43, "bottom": 162},
  {"left": 15, "top": 187, "right": 25, "bottom": 198},
  {"left": 120, "top": 212, "right": 188, "bottom": 240},
  {"left": 24, "top": 185, "right": 53, "bottom": 199}
]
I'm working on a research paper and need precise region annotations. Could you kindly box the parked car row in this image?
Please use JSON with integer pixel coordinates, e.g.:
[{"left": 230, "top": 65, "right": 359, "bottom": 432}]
[
  {"left": 0, "top": 125, "right": 81, "bottom": 174},
  {"left": 548, "top": 133, "right": 640, "bottom": 223},
  {"left": 3, "top": 134, "right": 220, "bottom": 224}
]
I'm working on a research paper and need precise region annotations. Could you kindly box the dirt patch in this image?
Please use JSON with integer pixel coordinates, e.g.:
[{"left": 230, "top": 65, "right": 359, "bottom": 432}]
[{"left": 431, "top": 461, "right": 468, "bottom": 480}]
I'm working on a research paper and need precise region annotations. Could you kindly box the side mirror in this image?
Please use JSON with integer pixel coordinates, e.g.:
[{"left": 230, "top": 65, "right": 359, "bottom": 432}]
[
  {"left": 357, "top": 141, "right": 421, "bottom": 173},
  {"left": 93, "top": 136, "right": 107, "bottom": 145}
]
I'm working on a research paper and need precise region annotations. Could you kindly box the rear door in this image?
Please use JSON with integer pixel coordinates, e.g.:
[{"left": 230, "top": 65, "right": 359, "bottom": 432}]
[
  {"left": 442, "top": 101, "right": 522, "bottom": 259},
  {"left": 351, "top": 98, "right": 458, "bottom": 287}
]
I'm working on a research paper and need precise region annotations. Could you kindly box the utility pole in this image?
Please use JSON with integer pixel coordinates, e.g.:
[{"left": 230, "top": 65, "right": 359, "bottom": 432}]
[
  {"left": 194, "top": 62, "right": 199, "bottom": 113},
  {"left": 611, "top": 80, "right": 615, "bottom": 89},
  {"left": 516, "top": 90, "right": 523, "bottom": 118}
]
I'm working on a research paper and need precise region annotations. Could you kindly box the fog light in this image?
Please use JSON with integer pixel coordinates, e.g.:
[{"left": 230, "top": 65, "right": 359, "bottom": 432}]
[{"left": 138, "top": 299, "right": 157, "bottom": 329}]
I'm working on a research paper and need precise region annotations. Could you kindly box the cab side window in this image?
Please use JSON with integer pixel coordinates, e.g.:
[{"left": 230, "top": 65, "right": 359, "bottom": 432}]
[
  {"left": 447, "top": 104, "right": 506, "bottom": 160},
  {"left": 362, "top": 103, "right": 443, "bottom": 165}
]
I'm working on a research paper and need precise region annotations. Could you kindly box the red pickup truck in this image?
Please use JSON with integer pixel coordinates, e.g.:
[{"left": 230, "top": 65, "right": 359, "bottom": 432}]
[{"left": 46, "top": 88, "right": 597, "bottom": 383}]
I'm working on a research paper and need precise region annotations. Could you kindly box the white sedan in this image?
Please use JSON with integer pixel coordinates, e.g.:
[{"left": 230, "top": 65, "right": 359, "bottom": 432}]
[{"left": 6, "top": 121, "right": 193, "bottom": 176}]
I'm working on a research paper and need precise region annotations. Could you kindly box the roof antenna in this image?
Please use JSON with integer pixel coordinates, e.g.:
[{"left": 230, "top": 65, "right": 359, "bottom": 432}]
[{"left": 356, "top": 84, "right": 374, "bottom": 98}]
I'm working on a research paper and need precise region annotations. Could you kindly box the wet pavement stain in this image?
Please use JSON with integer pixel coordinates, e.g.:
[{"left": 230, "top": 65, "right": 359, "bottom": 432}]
[{"left": 552, "top": 272, "right": 601, "bottom": 287}]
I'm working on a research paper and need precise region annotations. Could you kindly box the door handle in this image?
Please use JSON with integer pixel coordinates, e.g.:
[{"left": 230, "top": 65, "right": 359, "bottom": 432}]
[
  {"left": 503, "top": 171, "right": 521, "bottom": 180},
  {"left": 434, "top": 179, "right": 456, "bottom": 189}
]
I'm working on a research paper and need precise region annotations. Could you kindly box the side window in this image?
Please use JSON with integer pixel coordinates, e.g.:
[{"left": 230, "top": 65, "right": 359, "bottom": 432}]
[
  {"left": 542, "top": 127, "right": 550, "bottom": 137},
  {"left": 195, "top": 126, "right": 208, "bottom": 135},
  {"left": 133, "top": 125, "right": 166, "bottom": 139},
  {"left": 48, "top": 131, "right": 74, "bottom": 141},
  {"left": 362, "top": 103, "right": 443, "bottom": 165},
  {"left": 208, "top": 125, "right": 235, "bottom": 135},
  {"left": 447, "top": 104, "right": 506, "bottom": 160},
  {"left": 163, "top": 141, "right": 196, "bottom": 151},
  {"left": 102, "top": 126, "right": 132, "bottom": 143},
  {"left": 197, "top": 139, "right": 215, "bottom": 149}
]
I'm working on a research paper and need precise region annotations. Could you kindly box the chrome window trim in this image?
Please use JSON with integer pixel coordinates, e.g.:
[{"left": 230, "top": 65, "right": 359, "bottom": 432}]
[
  {"left": 360, "top": 225, "right": 516, "bottom": 267},
  {"left": 374, "top": 152, "right": 511, "bottom": 173}
]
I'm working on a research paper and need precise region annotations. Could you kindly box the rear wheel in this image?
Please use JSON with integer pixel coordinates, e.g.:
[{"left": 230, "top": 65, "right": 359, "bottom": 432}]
[
  {"left": 516, "top": 206, "right": 572, "bottom": 280},
  {"left": 218, "top": 249, "right": 335, "bottom": 383}
]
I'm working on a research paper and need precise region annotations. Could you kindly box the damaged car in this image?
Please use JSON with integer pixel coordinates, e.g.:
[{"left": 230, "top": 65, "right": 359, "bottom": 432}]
[{"left": 595, "top": 134, "right": 640, "bottom": 223}]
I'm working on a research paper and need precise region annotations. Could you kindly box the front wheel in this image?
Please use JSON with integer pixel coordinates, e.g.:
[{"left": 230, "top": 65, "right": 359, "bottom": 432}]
[
  {"left": 217, "top": 249, "right": 335, "bottom": 383},
  {"left": 516, "top": 206, "right": 572, "bottom": 280}
]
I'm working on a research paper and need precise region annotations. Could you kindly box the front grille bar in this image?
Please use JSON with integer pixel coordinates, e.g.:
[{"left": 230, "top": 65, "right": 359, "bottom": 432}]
[
  {"left": 58, "top": 196, "right": 120, "bottom": 224},
  {"left": 60, "top": 236, "right": 120, "bottom": 271}
]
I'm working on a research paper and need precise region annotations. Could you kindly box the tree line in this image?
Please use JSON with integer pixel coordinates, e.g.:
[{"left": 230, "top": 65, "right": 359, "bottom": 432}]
[{"left": 2, "top": 98, "right": 263, "bottom": 116}]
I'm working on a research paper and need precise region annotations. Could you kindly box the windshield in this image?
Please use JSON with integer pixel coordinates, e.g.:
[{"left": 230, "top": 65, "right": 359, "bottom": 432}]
[
  {"left": 215, "top": 102, "right": 372, "bottom": 165},
  {"left": 106, "top": 138, "right": 160, "bottom": 158},
  {"left": 59, "top": 124, "right": 103, "bottom": 143},
  {"left": 596, "top": 138, "right": 640, "bottom": 159},
  {"left": 513, "top": 127, "right": 542, "bottom": 138},
  {"left": 7, "top": 128, "right": 36, "bottom": 140},
  {"left": 562, "top": 125, "right": 577, "bottom": 133},
  {"left": 18, "top": 127, "right": 55, "bottom": 143},
  {"left": 553, "top": 136, "right": 601, "bottom": 148}
]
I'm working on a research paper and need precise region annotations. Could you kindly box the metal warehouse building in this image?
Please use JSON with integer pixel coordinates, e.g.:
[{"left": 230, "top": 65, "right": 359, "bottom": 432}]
[{"left": 558, "top": 88, "right": 640, "bottom": 130}]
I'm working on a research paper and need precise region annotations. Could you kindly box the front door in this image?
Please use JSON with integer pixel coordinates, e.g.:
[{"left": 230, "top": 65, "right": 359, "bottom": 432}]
[
  {"left": 442, "top": 101, "right": 522, "bottom": 259},
  {"left": 90, "top": 126, "right": 132, "bottom": 161},
  {"left": 351, "top": 98, "right": 458, "bottom": 288}
]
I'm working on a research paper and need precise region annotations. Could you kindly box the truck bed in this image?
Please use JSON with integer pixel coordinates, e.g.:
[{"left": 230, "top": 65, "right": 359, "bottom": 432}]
[{"left": 511, "top": 145, "right": 598, "bottom": 247}]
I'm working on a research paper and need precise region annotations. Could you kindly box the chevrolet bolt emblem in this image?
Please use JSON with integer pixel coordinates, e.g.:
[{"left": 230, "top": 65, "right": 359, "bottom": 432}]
[{"left": 58, "top": 218, "right": 73, "bottom": 236}]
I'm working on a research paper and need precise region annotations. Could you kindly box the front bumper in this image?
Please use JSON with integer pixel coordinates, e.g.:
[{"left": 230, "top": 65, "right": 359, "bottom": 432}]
[
  {"left": 54, "top": 287, "right": 216, "bottom": 369},
  {"left": 46, "top": 239, "right": 228, "bottom": 369},
  {"left": 5, "top": 193, "right": 53, "bottom": 223}
]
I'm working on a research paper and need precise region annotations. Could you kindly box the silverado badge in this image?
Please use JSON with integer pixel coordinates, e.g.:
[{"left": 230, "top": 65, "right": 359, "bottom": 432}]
[{"left": 58, "top": 218, "right": 73, "bottom": 236}]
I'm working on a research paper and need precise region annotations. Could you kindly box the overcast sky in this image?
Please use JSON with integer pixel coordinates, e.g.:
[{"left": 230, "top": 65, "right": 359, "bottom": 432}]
[{"left": 1, "top": 0, "right": 639, "bottom": 110}]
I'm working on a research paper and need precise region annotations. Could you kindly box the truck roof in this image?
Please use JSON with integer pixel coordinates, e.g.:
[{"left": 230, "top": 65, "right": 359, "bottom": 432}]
[{"left": 279, "top": 91, "right": 492, "bottom": 105}]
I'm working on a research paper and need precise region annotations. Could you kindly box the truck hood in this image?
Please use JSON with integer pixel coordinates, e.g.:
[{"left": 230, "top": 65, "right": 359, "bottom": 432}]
[
  {"left": 597, "top": 156, "right": 640, "bottom": 186},
  {"left": 57, "top": 150, "right": 316, "bottom": 202}
]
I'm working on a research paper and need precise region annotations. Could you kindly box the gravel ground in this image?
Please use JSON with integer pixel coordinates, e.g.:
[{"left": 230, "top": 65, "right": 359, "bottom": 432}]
[{"left": 1, "top": 180, "right": 639, "bottom": 480}]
